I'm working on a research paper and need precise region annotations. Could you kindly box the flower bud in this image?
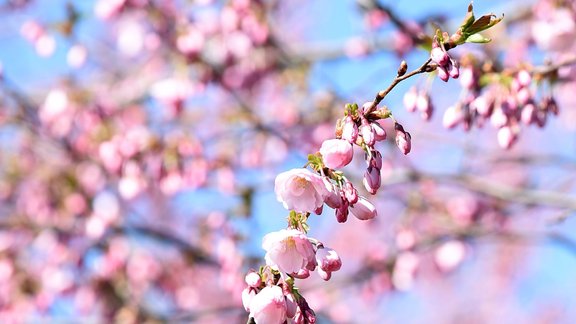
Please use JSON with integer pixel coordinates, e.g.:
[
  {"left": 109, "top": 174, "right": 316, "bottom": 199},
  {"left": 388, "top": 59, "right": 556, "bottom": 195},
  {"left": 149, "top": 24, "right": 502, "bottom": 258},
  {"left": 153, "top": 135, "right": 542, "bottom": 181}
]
[
  {"left": 471, "top": 95, "right": 493, "bottom": 117},
  {"left": 368, "top": 150, "right": 383, "bottom": 169},
  {"left": 516, "top": 87, "right": 532, "bottom": 105},
  {"left": 341, "top": 116, "right": 358, "bottom": 143},
  {"left": 335, "top": 201, "right": 349, "bottom": 223},
  {"left": 430, "top": 46, "right": 449, "bottom": 66},
  {"left": 449, "top": 59, "right": 460, "bottom": 79},
  {"left": 363, "top": 166, "right": 381, "bottom": 195},
  {"left": 249, "top": 286, "right": 287, "bottom": 324},
  {"left": 459, "top": 67, "right": 476, "bottom": 89},
  {"left": 497, "top": 126, "right": 518, "bottom": 149},
  {"left": 394, "top": 123, "right": 411, "bottom": 155},
  {"left": 349, "top": 196, "right": 377, "bottom": 220},
  {"left": 437, "top": 64, "right": 450, "bottom": 82},
  {"left": 403, "top": 87, "right": 418, "bottom": 112},
  {"left": 517, "top": 70, "right": 532, "bottom": 87},
  {"left": 542, "top": 96, "right": 559, "bottom": 115},
  {"left": 490, "top": 107, "right": 508, "bottom": 128},
  {"left": 442, "top": 105, "right": 462, "bottom": 129},
  {"left": 343, "top": 180, "right": 358, "bottom": 204},
  {"left": 371, "top": 122, "right": 387, "bottom": 141},
  {"left": 245, "top": 271, "right": 262, "bottom": 288},
  {"left": 520, "top": 103, "right": 536, "bottom": 125},
  {"left": 360, "top": 121, "right": 375, "bottom": 146},
  {"left": 316, "top": 247, "right": 342, "bottom": 272},
  {"left": 319, "top": 139, "right": 354, "bottom": 169}
]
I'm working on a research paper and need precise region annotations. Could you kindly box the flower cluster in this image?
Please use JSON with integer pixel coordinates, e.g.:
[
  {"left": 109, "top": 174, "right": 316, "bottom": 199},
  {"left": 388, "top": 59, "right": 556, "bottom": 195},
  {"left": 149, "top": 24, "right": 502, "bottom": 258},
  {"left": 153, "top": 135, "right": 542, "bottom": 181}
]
[
  {"left": 244, "top": 3, "right": 505, "bottom": 322},
  {"left": 440, "top": 61, "right": 560, "bottom": 149},
  {"left": 431, "top": 36, "right": 460, "bottom": 82},
  {"left": 242, "top": 228, "right": 342, "bottom": 323}
]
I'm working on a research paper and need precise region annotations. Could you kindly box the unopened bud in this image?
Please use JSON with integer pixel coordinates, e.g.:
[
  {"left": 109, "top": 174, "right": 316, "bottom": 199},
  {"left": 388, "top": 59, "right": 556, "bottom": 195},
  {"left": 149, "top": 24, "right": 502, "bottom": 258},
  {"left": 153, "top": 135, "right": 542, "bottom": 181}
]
[
  {"left": 245, "top": 271, "right": 262, "bottom": 288},
  {"left": 349, "top": 196, "right": 377, "bottom": 220},
  {"left": 449, "top": 59, "right": 460, "bottom": 79},
  {"left": 497, "top": 126, "right": 518, "bottom": 150},
  {"left": 394, "top": 123, "right": 412, "bottom": 155},
  {"left": 343, "top": 180, "right": 358, "bottom": 204},
  {"left": 363, "top": 166, "right": 381, "bottom": 195},
  {"left": 430, "top": 46, "right": 449, "bottom": 66},
  {"left": 371, "top": 122, "right": 387, "bottom": 141},
  {"left": 442, "top": 105, "right": 463, "bottom": 129},
  {"left": 520, "top": 103, "right": 536, "bottom": 125},
  {"left": 397, "top": 60, "right": 408, "bottom": 76},
  {"left": 341, "top": 116, "right": 359, "bottom": 143},
  {"left": 437, "top": 64, "right": 450, "bottom": 82},
  {"left": 403, "top": 87, "right": 418, "bottom": 112},
  {"left": 360, "top": 121, "right": 375, "bottom": 146}
]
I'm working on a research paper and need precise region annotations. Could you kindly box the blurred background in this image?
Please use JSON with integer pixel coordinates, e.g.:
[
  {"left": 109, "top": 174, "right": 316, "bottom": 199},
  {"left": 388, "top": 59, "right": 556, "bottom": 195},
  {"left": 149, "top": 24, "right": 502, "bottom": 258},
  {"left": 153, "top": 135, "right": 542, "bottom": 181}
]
[{"left": 0, "top": 0, "right": 575, "bottom": 322}]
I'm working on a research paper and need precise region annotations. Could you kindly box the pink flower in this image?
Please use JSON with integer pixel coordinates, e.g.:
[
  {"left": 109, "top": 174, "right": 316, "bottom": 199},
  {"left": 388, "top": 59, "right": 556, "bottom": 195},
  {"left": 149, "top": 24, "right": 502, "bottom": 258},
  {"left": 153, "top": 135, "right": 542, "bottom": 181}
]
[
  {"left": 274, "top": 168, "right": 329, "bottom": 213},
  {"left": 319, "top": 139, "right": 353, "bottom": 169},
  {"left": 349, "top": 197, "right": 377, "bottom": 220},
  {"left": 262, "top": 229, "right": 316, "bottom": 274},
  {"left": 249, "top": 285, "right": 287, "bottom": 324}
]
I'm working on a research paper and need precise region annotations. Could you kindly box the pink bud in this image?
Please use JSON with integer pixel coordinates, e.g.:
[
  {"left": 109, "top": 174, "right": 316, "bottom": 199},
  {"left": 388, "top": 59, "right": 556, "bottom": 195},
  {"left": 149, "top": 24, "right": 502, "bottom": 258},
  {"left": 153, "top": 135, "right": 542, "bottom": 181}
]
[
  {"left": 517, "top": 70, "right": 532, "bottom": 87},
  {"left": 471, "top": 95, "right": 493, "bottom": 117},
  {"left": 319, "top": 139, "right": 354, "bottom": 169},
  {"left": 349, "top": 197, "right": 377, "bottom": 220},
  {"left": 363, "top": 166, "right": 381, "bottom": 195},
  {"left": 367, "top": 150, "right": 383, "bottom": 169},
  {"left": 521, "top": 103, "right": 536, "bottom": 125},
  {"left": 437, "top": 64, "right": 450, "bottom": 82},
  {"left": 324, "top": 181, "right": 343, "bottom": 209},
  {"left": 341, "top": 116, "right": 359, "bottom": 143},
  {"left": 435, "top": 240, "right": 466, "bottom": 272},
  {"left": 343, "top": 180, "right": 358, "bottom": 204},
  {"left": 449, "top": 59, "right": 460, "bottom": 79},
  {"left": 430, "top": 46, "right": 449, "bottom": 66},
  {"left": 535, "top": 109, "right": 547, "bottom": 128},
  {"left": 403, "top": 87, "right": 418, "bottom": 112},
  {"left": 516, "top": 88, "right": 532, "bottom": 105},
  {"left": 459, "top": 67, "right": 476, "bottom": 89},
  {"left": 335, "top": 201, "right": 349, "bottom": 223},
  {"left": 442, "top": 105, "right": 462, "bottom": 129},
  {"left": 360, "top": 121, "right": 375, "bottom": 146},
  {"left": 316, "top": 247, "right": 342, "bottom": 272},
  {"left": 249, "top": 286, "right": 287, "bottom": 324},
  {"left": 497, "top": 126, "right": 518, "bottom": 149},
  {"left": 490, "top": 107, "right": 508, "bottom": 128},
  {"left": 416, "top": 91, "right": 430, "bottom": 113},
  {"left": 394, "top": 123, "right": 411, "bottom": 155},
  {"left": 543, "top": 96, "right": 559, "bottom": 115},
  {"left": 245, "top": 271, "right": 261, "bottom": 288},
  {"left": 371, "top": 122, "right": 387, "bottom": 141},
  {"left": 314, "top": 205, "right": 323, "bottom": 215}
]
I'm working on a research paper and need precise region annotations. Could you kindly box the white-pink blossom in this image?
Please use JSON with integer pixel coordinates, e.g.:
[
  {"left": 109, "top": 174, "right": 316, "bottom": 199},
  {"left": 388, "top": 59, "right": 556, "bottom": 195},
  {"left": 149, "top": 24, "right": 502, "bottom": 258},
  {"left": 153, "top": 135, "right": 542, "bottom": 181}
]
[
  {"left": 319, "top": 139, "right": 353, "bottom": 169},
  {"left": 262, "top": 229, "right": 316, "bottom": 274},
  {"left": 274, "top": 168, "right": 329, "bottom": 213},
  {"left": 249, "top": 285, "right": 287, "bottom": 324}
]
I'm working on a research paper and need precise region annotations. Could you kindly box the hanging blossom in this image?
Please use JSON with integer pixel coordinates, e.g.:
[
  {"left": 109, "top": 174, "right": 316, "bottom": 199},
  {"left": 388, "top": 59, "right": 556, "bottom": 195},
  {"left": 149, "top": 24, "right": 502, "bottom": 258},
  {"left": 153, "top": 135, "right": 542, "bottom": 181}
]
[{"left": 243, "top": 3, "right": 504, "bottom": 323}]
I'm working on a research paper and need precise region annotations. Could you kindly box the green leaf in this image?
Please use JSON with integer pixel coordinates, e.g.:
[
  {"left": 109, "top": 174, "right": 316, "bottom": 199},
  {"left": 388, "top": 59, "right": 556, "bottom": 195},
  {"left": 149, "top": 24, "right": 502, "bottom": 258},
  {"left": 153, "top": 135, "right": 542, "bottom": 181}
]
[
  {"left": 465, "top": 33, "right": 491, "bottom": 43},
  {"left": 460, "top": 2, "right": 475, "bottom": 30}
]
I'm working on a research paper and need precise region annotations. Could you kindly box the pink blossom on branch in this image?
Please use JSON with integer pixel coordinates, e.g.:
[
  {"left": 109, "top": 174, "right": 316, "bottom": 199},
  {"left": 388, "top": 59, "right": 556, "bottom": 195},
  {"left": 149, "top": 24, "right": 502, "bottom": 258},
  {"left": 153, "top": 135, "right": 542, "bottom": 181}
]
[
  {"left": 262, "top": 229, "right": 317, "bottom": 275},
  {"left": 274, "top": 168, "right": 329, "bottom": 213},
  {"left": 319, "top": 139, "right": 354, "bottom": 169}
]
